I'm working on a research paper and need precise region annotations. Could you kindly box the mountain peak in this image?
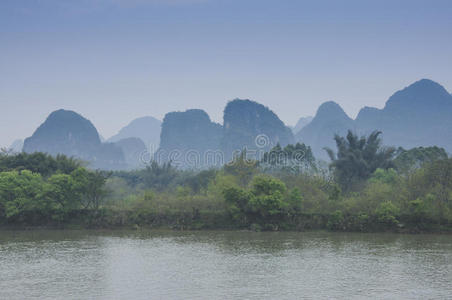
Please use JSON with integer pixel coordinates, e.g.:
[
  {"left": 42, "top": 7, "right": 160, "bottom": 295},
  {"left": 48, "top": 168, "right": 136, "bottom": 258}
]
[
  {"left": 164, "top": 109, "right": 213, "bottom": 124},
  {"left": 223, "top": 98, "right": 292, "bottom": 134},
  {"left": 107, "top": 115, "right": 161, "bottom": 150},
  {"left": 315, "top": 101, "right": 350, "bottom": 120},
  {"left": 157, "top": 109, "right": 223, "bottom": 168},
  {"left": 410, "top": 78, "right": 445, "bottom": 89},
  {"left": 30, "top": 109, "right": 101, "bottom": 145},
  {"left": 124, "top": 116, "right": 160, "bottom": 127},
  {"left": 23, "top": 109, "right": 126, "bottom": 170},
  {"left": 385, "top": 79, "right": 451, "bottom": 111},
  {"left": 295, "top": 101, "right": 354, "bottom": 159},
  {"left": 355, "top": 106, "right": 381, "bottom": 122},
  {"left": 224, "top": 99, "right": 279, "bottom": 120},
  {"left": 403, "top": 79, "right": 450, "bottom": 97}
]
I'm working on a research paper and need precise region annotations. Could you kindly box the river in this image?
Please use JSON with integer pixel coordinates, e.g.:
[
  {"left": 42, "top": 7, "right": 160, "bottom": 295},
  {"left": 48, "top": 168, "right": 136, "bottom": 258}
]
[{"left": 0, "top": 230, "right": 451, "bottom": 299}]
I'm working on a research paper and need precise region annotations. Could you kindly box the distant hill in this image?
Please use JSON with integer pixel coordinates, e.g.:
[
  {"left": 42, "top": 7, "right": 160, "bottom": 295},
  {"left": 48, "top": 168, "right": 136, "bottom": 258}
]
[
  {"left": 292, "top": 116, "right": 313, "bottom": 135},
  {"left": 156, "top": 99, "right": 294, "bottom": 168},
  {"left": 114, "top": 137, "right": 147, "bottom": 170},
  {"left": 355, "top": 79, "right": 452, "bottom": 151},
  {"left": 107, "top": 116, "right": 161, "bottom": 152},
  {"left": 221, "top": 99, "right": 294, "bottom": 161},
  {"left": 20, "top": 79, "right": 452, "bottom": 168},
  {"left": 296, "top": 79, "right": 452, "bottom": 159},
  {"left": 23, "top": 109, "right": 126, "bottom": 170},
  {"left": 295, "top": 101, "right": 355, "bottom": 159},
  {"left": 9, "top": 139, "right": 23, "bottom": 153},
  {"left": 156, "top": 109, "right": 223, "bottom": 168}
]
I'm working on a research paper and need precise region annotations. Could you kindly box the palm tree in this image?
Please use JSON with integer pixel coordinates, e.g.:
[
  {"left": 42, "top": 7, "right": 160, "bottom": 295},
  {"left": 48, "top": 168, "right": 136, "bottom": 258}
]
[{"left": 325, "top": 130, "right": 395, "bottom": 191}]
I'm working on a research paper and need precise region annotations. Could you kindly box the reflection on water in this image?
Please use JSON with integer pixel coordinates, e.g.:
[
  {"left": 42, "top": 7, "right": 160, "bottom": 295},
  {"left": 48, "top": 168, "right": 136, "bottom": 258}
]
[{"left": 0, "top": 230, "right": 451, "bottom": 299}]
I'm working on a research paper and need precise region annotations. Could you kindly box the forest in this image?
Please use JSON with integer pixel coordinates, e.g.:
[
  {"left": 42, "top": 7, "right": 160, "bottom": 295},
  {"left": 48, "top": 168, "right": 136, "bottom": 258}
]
[{"left": 1, "top": 131, "right": 451, "bottom": 232}]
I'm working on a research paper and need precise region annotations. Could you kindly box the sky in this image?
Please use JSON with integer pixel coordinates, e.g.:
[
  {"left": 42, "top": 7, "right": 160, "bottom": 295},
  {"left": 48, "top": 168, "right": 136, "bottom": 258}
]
[{"left": 1, "top": 0, "right": 452, "bottom": 147}]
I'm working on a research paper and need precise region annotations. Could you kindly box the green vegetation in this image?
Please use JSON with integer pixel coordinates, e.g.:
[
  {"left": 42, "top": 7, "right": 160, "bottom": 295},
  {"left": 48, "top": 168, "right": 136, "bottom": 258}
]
[
  {"left": 325, "top": 130, "right": 396, "bottom": 191},
  {"left": 394, "top": 146, "right": 448, "bottom": 174},
  {"left": 261, "top": 142, "right": 316, "bottom": 174},
  {"left": 1, "top": 131, "right": 451, "bottom": 232},
  {"left": 0, "top": 152, "right": 109, "bottom": 224}
]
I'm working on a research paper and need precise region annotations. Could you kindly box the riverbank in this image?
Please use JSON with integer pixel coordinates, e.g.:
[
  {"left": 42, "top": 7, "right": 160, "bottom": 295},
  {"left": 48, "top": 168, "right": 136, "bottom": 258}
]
[
  {"left": 2, "top": 152, "right": 452, "bottom": 235},
  {"left": 2, "top": 209, "right": 451, "bottom": 233}
]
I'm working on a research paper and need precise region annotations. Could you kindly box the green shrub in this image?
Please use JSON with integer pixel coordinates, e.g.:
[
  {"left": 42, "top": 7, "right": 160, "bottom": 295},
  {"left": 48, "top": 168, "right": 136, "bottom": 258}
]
[
  {"left": 327, "top": 210, "right": 344, "bottom": 231},
  {"left": 375, "top": 201, "right": 399, "bottom": 227}
]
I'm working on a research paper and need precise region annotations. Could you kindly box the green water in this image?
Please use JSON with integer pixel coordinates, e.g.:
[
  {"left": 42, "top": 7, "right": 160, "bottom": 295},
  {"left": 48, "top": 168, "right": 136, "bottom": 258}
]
[{"left": 0, "top": 230, "right": 451, "bottom": 299}]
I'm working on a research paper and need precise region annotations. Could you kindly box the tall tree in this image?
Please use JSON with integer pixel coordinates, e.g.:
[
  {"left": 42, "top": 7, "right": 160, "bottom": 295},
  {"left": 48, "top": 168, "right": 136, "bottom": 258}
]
[
  {"left": 224, "top": 151, "right": 258, "bottom": 187},
  {"left": 325, "top": 130, "right": 396, "bottom": 191}
]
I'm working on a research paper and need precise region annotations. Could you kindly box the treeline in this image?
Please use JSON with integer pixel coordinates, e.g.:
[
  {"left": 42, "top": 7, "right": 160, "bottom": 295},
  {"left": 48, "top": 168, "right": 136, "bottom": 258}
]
[
  {"left": 0, "top": 131, "right": 451, "bottom": 232},
  {"left": 0, "top": 152, "right": 108, "bottom": 224}
]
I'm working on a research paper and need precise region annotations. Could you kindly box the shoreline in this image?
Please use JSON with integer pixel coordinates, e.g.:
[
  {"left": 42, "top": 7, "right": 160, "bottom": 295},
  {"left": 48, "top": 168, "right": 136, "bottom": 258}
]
[{"left": 1, "top": 227, "right": 452, "bottom": 234}]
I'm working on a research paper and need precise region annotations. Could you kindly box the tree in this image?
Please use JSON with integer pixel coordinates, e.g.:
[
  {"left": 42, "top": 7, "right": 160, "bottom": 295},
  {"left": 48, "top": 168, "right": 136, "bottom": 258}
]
[
  {"left": 369, "top": 168, "right": 398, "bottom": 185},
  {"left": 71, "top": 168, "right": 109, "bottom": 209},
  {"left": 262, "top": 143, "right": 316, "bottom": 174},
  {"left": 224, "top": 151, "right": 258, "bottom": 186},
  {"left": 0, "top": 152, "right": 81, "bottom": 177},
  {"left": 248, "top": 175, "right": 288, "bottom": 217},
  {"left": 394, "top": 146, "right": 448, "bottom": 174},
  {"left": 114, "top": 160, "right": 178, "bottom": 191},
  {"left": 325, "top": 130, "right": 396, "bottom": 191},
  {"left": 222, "top": 174, "right": 302, "bottom": 228},
  {"left": 45, "top": 173, "right": 79, "bottom": 211},
  {"left": 222, "top": 184, "right": 252, "bottom": 222},
  {"left": 142, "top": 161, "right": 178, "bottom": 191},
  {"left": 183, "top": 169, "right": 217, "bottom": 194},
  {"left": 407, "top": 158, "right": 452, "bottom": 221},
  {"left": 0, "top": 170, "right": 46, "bottom": 219}
]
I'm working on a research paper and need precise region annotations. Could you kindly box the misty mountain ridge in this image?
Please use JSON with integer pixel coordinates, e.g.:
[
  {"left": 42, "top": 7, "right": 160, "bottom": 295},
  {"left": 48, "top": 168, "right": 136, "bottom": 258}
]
[
  {"left": 296, "top": 79, "right": 452, "bottom": 159},
  {"left": 155, "top": 99, "right": 294, "bottom": 168},
  {"left": 23, "top": 109, "right": 127, "bottom": 170},
  {"left": 295, "top": 101, "right": 356, "bottom": 159},
  {"left": 18, "top": 78, "right": 452, "bottom": 169},
  {"left": 221, "top": 99, "right": 294, "bottom": 162},
  {"left": 156, "top": 109, "right": 223, "bottom": 168},
  {"left": 114, "top": 137, "right": 148, "bottom": 170},
  {"left": 107, "top": 116, "right": 161, "bottom": 152},
  {"left": 292, "top": 116, "right": 313, "bottom": 135},
  {"left": 8, "top": 139, "right": 24, "bottom": 153}
]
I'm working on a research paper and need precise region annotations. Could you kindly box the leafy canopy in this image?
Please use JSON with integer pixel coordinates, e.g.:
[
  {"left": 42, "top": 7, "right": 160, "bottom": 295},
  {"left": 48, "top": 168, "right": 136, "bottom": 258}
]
[{"left": 325, "top": 130, "right": 396, "bottom": 191}]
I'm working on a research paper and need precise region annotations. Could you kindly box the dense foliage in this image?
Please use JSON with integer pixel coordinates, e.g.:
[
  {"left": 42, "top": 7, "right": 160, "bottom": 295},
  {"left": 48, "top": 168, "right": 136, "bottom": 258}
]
[
  {"left": 0, "top": 131, "right": 451, "bottom": 232},
  {"left": 394, "top": 146, "right": 448, "bottom": 174},
  {"left": 261, "top": 143, "right": 316, "bottom": 174},
  {"left": 325, "top": 130, "right": 396, "bottom": 191},
  {"left": 0, "top": 152, "right": 109, "bottom": 223},
  {"left": 0, "top": 152, "right": 82, "bottom": 176}
]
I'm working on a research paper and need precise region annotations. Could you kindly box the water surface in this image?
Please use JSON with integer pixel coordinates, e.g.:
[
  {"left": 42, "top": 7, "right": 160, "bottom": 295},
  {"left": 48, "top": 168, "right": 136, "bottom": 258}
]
[{"left": 0, "top": 230, "right": 451, "bottom": 299}]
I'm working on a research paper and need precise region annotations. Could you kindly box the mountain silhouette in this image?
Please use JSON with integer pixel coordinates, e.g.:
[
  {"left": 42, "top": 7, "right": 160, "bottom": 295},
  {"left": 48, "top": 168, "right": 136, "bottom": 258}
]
[
  {"left": 114, "top": 137, "right": 147, "bottom": 170},
  {"left": 21, "top": 79, "right": 452, "bottom": 168},
  {"left": 221, "top": 99, "right": 294, "bottom": 161},
  {"left": 297, "top": 79, "right": 452, "bottom": 159},
  {"left": 356, "top": 79, "right": 452, "bottom": 151},
  {"left": 23, "top": 109, "right": 126, "bottom": 170},
  {"left": 156, "top": 109, "right": 223, "bottom": 168},
  {"left": 295, "top": 101, "right": 355, "bottom": 159},
  {"left": 292, "top": 116, "right": 313, "bottom": 135},
  {"left": 8, "top": 139, "right": 23, "bottom": 153},
  {"left": 107, "top": 116, "right": 161, "bottom": 152}
]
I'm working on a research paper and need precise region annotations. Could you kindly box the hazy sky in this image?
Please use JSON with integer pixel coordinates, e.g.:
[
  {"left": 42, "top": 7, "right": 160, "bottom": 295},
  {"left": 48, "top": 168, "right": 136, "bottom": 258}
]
[{"left": 1, "top": 0, "right": 452, "bottom": 147}]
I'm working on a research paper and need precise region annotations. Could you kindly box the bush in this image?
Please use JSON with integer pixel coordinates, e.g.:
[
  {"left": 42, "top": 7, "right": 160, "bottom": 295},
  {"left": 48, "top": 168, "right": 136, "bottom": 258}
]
[
  {"left": 327, "top": 210, "right": 344, "bottom": 231},
  {"left": 375, "top": 201, "right": 399, "bottom": 227},
  {"left": 222, "top": 174, "right": 303, "bottom": 229}
]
